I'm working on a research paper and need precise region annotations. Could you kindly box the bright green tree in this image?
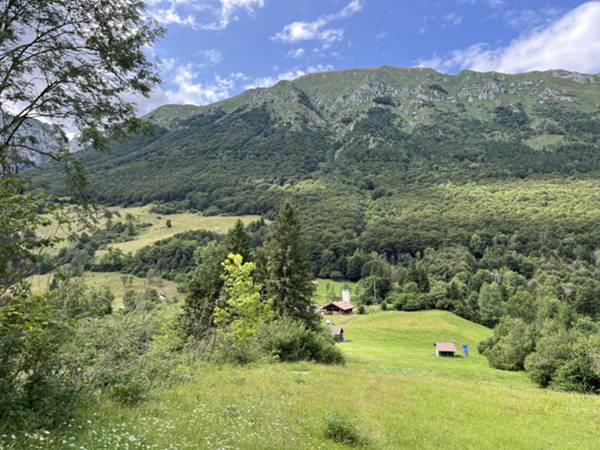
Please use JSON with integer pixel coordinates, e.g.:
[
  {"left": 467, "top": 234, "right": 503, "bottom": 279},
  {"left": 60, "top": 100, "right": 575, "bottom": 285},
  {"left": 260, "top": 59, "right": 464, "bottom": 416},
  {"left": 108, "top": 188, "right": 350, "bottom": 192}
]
[{"left": 215, "top": 253, "right": 271, "bottom": 348}]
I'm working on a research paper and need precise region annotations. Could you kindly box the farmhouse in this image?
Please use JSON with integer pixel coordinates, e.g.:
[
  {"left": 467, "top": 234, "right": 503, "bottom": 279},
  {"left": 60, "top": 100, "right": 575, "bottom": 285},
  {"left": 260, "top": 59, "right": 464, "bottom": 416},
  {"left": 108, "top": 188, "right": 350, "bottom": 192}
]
[
  {"left": 434, "top": 342, "right": 457, "bottom": 357},
  {"left": 331, "top": 326, "right": 345, "bottom": 342},
  {"left": 322, "top": 301, "right": 354, "bottom": 315},
  {"left": 321, "top": 287, "right": 354, "bottom": 314}
]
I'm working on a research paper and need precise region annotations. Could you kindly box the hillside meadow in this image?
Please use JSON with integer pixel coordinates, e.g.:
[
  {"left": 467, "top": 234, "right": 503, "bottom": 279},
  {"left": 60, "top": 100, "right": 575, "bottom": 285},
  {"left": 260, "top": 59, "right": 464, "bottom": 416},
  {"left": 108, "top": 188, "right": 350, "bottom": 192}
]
[
  {"left": 5, "top": 309, "right": 600, "bottom": 450},
  {"left": 99, "top": 206, "right": 259, "bottom": 254}
]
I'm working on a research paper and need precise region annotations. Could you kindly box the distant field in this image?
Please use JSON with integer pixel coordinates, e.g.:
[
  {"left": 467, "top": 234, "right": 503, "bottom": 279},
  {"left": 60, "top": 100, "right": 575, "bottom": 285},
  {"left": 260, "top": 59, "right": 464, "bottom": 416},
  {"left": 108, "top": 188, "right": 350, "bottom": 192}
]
[
  {"left": 16, "top": 309, "right": 600, "bottom": 449},
  {"left": 36, "top": 204, "right": 260, "bottom": 256},
  {"left": 102, "top": 206, "right": 260, "bottom": 254},
  {"left": 28, "top": 271, "right": 179, "bottom": 309}
]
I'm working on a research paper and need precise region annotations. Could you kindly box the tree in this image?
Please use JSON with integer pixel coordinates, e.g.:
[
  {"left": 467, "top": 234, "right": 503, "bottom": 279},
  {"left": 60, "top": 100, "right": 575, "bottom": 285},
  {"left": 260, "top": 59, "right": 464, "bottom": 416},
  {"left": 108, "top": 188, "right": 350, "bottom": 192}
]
[
  {"left": 478, "top": 282, "right": 504, "bottom": 327},
  {"left": 214, "top": 253, "right": 271, "bottom": 358},
  {"left": 0, "top": 0, "right": 163, "bottom": 291},
  {"left": 227, "top": 219, "right": 251, "bottom": 261},
  {"left": 264, "top": 202, "right": 318, "bottom": 328},
  {"left": 181, "top": 242, "right": 227, "bottom": 340},
  {"left": 408, "top": 263, "right": 430, "bottom": 293},
  {"left": 1, "top": 0, "right": 163, "bottom": 163}
]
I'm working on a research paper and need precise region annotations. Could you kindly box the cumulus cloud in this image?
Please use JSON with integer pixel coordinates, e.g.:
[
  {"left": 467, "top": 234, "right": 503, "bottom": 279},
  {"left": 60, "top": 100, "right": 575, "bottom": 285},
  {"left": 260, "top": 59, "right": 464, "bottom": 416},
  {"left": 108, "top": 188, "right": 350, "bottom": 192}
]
[
  {"left": 417, "top": 1, "right": 600, "bottom": 74},
  {"left": 244, "top": 64, "right": 334, "bottom": 89},
  {"left": 147, "top": 0, "right": 265, "bottom": 30},
  {"left": 287, "top": 48, "right": 306, "bottom": 59},
  {"left": 132, "top": 62, "right": 335, "bottom": 114},
  {"left": 273, "top": 0, "right": 363, "bottom": 47}
]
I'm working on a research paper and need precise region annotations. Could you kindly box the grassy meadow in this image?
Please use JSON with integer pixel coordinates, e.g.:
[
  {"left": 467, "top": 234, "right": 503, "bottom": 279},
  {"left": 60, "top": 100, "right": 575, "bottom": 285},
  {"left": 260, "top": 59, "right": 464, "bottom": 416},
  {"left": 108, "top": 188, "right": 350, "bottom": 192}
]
[
  {"left": 99, "top": 206, "right": 260, "bottom": 254},
  {"left": 8, "top": 309, "right": 600, "bottom": 449}
]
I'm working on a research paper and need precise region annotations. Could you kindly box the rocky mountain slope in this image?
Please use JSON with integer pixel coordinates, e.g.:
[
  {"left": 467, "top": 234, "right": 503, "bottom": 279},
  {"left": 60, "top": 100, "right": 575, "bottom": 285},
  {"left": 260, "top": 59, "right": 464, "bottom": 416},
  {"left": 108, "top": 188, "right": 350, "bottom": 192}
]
[{"left": 35, "top": 66, "right": 600, "bottom": 210}]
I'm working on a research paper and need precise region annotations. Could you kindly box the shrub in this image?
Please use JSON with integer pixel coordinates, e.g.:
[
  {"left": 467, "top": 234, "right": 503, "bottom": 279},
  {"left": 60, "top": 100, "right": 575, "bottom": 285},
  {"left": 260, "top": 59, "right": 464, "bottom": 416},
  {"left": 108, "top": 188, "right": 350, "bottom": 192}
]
[
  {"left": 0, "top": 289, "right": 79, "bottom": 432},
  {"left": 483, "top": 317, "right": 535, "bottom": 371},
  {"left": 48, "top": 281, "right": 113, "bottom": 319},
  {"left": 324, "top": 411, "right": 365, "bottom": 446},
  {"left": 258, "top": 318, "right": 345, "bottom": 365},
  {"left": 357, "top": 304, "right": 366, "bottom": 315}
]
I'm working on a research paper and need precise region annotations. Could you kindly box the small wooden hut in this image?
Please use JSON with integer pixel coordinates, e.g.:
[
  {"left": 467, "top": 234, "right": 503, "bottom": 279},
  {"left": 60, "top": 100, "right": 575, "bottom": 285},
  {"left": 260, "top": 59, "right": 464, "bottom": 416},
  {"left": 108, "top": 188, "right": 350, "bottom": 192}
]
[
  {"left": 331, "top": 326, "right": 345, "bottom": 342},
  {"left": 434, "top": 342, "right": 456, "bottom": 357},
  {"left": 322, "top": 301, "right": 354, "bottom": 315}
]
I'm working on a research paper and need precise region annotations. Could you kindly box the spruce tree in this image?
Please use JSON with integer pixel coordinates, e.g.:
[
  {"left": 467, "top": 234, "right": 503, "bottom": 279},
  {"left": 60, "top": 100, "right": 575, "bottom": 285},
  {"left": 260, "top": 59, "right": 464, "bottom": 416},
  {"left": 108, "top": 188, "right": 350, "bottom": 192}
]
[
  {"left": 264, "top": 202, "right": 318, "bottom": 328},
  {"left": 227, "top": 219, "right": 251, "bottom": 261}
]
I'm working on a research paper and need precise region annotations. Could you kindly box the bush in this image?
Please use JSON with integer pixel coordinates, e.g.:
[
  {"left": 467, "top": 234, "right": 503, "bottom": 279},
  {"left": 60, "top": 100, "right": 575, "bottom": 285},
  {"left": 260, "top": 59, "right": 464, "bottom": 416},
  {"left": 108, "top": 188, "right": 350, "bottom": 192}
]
[
  {"left": 357, "top": 304, "right": 366, "bottom": 314},
  {"left": 388, "top": 291, "right": 429, "bottom": 311},
  {"left": 59, "top": 302, "right": 183, "bottom": 406},
  {"left": 483, "top": 317, "right": 534, "bottom": 371},
  {"left": 324, "top": 411, "right": 366, "bottom": 446},
  {"left": 48, "top": 281, "right": 113, "bottom": 319},
  {"left": 0, "top": 289, "right": 79, "bottom": 432},
  {"left": 258, "top": 318, "right": 345, "bottom": 365}
]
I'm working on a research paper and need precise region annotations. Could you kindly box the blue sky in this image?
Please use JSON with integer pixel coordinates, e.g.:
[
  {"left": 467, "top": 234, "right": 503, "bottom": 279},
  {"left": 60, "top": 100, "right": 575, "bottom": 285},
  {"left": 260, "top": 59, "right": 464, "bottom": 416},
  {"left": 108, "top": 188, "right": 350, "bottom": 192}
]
[{"left": 139, "top": 0, "right": 600, "bottom": 112}]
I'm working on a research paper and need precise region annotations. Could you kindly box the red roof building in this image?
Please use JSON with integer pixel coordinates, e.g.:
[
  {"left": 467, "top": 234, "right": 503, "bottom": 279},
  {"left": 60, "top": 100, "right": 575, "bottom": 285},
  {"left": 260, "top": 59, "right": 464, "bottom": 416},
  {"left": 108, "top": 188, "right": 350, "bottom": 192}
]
[
  {"left": 434, "top": 342, "right": 457, "bottom": 357},
  {"left": 322, "top": 301, "right": 354, "bottom": 315}
]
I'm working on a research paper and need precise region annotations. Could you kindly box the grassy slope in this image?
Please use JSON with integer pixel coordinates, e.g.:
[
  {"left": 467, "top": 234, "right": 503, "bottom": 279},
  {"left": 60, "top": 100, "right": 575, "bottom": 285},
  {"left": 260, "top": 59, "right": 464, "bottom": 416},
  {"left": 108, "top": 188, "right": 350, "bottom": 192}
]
[
  {"left": 19, "top": 310, "right": 600, "bottom": 449},
  {"left": 101, "top": 205, "right": 260, "bottom": 254}
]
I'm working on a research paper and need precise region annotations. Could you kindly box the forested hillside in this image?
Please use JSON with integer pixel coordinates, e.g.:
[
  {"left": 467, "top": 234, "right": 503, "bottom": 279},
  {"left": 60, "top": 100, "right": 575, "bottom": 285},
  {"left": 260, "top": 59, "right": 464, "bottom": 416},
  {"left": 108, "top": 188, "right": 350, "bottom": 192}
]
[{"left": 34, "top": 67, "right": 600, "bottom": 272}]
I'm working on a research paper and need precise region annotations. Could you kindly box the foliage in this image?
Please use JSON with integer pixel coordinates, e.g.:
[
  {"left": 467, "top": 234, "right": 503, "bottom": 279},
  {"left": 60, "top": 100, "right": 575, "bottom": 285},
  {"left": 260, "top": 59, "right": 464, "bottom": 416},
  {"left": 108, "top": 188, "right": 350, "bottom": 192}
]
[
  {"left": 258, "top": 318, "right": 345, "bottom": 365},
  {"left": 263, "top": 202, "right": 318, "bottom": 328},
  {"left": 356, "top": 275, "right": 390, "bottom": 304},
  {"left": 0, "top": 0, "right": 163, "bottom": 160},
  {"left": 180, "top": 241, "right": 227, "bottom": 341},
  {"left": 213, "top": 254, "right": 272, "bottom": 364},
  {"left": 0, "top": 287, "right": 77, "bottom": 432}
]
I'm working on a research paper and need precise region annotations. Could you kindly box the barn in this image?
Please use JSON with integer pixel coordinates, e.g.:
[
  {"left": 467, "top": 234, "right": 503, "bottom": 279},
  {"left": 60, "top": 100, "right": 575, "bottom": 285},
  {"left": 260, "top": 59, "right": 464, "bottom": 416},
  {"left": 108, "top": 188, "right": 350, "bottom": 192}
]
[
  {"left": 434, "top": 342, "right": 456, "bottom": 357},
  {"left": 322, "top": 301, "right": 354, "bottom": 315},
  {"left": 331, "top": 326, "right": 345, "bottom": 342}
]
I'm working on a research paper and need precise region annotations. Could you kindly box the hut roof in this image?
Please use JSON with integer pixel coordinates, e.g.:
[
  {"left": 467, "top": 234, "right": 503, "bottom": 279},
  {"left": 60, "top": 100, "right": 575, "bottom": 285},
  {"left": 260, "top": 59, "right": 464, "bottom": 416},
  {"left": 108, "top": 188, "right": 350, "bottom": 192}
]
[
  {"left": 435, "top": 342, "right": 457, "bottom": 352},
  {"left": 324, "top": 301, "right": 354, "bottom": 311}
]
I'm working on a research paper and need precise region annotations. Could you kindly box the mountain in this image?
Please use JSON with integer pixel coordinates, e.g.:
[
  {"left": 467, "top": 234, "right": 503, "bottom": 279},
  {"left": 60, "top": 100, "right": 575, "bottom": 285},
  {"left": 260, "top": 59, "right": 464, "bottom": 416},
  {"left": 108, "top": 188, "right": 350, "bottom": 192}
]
[{"left": 32, "top": 66, "right": 600, "bottom": 275}]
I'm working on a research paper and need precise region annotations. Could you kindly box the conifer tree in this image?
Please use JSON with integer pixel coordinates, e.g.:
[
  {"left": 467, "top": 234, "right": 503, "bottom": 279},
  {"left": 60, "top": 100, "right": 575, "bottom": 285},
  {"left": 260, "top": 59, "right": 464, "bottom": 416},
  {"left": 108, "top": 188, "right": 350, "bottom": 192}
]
[
  {"left": 264, "top": 202, "right": 318, "bottom": 328},
  {"left": 227, "top": 219, "right": 251, "bottom": 261}
]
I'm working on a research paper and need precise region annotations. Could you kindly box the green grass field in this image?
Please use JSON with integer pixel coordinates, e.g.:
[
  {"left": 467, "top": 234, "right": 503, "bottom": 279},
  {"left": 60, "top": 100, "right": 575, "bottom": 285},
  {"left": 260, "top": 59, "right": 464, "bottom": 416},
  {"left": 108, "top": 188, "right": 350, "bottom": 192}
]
[
  {"left": 28, "top": 271, "right": 179, "bottom": 309},
  {"left": 37, "top": 205, "right": 260, "bottom": 256},
  {"left": 13, "top": 309, "right": 600, "bottom": 449},
  {"left": 100, "top": 205, "right": 260, "bottom": 254}
]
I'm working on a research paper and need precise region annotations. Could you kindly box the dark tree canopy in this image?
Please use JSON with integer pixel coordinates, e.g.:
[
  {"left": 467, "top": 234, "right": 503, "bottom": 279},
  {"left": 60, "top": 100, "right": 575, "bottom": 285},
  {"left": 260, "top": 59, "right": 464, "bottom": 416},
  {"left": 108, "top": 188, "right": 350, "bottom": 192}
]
[
  {"left": 227, "top": 219, "right": 251, "bottom": 261},
  {"left": 264, "top": 202, "right": 318, "bottom": 328}
]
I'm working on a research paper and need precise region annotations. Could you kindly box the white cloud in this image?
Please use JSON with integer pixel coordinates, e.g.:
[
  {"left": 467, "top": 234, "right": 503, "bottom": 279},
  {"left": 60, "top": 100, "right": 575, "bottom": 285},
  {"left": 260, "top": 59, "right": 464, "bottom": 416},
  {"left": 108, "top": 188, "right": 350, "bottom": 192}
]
[
  {"left": 206, "top": 0, "right": 265, "bottom": 30},
  {"left": 244, "top": 64, "right": 334, "bottom": 89},
  {"left": 273, "top": 0, "right": 363, "bottom": 46},
  {"left": 131, "top": 63, "right": 335, "bottom": 114},
  {"left": 146, "top": 0, "right": 265, "bottom": 30},
  {"left": 442, "top": 12, "right": 463, "bottom": 27},
  {"left": 287, "top": 48, "right": 306, "bottom": 59},
  {"left": 417, "top": 1, "right": 600, "bottom": 74}
]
